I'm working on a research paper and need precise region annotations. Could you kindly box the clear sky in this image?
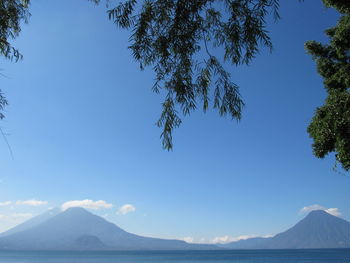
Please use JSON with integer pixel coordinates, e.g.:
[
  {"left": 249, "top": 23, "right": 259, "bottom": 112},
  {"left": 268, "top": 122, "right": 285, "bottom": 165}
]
[{"left": 0, "top": 0, "right": 349, "bottom": 244}]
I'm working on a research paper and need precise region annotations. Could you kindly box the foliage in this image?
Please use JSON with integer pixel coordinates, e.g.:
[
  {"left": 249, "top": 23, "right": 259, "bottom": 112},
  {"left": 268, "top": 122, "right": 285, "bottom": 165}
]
[
  {"left": 0, "top": 0, "right": 30, "bottom": 119},
  {"left": 108, "top": 0, "right": 279, "bottom": 149},
  {"left": 306, "top": 0, "right": 350, "bottom": 171}
]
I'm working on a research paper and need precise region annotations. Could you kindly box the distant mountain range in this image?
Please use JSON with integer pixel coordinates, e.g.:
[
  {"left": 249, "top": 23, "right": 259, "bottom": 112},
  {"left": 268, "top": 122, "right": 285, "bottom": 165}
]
[
  {"left": 0, "top": 207, "right": 215, "bottom": 250},
  {"left": 0, "top": 208, "right": 349, "bottom": 250},
  {"left": 222, "top": 210, "right": 350, "bottom": 249}
]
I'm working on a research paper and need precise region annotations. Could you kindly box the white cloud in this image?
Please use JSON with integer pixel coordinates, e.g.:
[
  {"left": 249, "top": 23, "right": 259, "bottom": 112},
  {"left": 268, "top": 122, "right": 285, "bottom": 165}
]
[
  {"left": 15, "top": 199, "right": 48, "bottom": 206},
  {"left": 300, "top": 204, "right": 324, "bottom": 213},
  {"left": 182, "top": 237, "right": 194, "bottom": 243},
  {"left": 0, "top": 201, "right": 12, "bottom": 206},
  {"left": 300, "top": 204, "right": 341, "bottom": 217},
  {"left": 324, "top": 208, "right": 341, "bottom": 217},
  {"left": 211, "top": 235, "right": 259, "bottom": 244},
  {"left": 180, "top": 237, "right": 203, "bottom": 244},
  {"left": 211, "top": 235, "right": 238, "bottom": 244},
  {"left": 61, "top": 199, "right": 113, "bottom": 211},
  {"left": 181, "top": 234, "right": 272, "bottom": 244},
  {"left": 117, "top": 204, "right": 136, "bottom": 215}
]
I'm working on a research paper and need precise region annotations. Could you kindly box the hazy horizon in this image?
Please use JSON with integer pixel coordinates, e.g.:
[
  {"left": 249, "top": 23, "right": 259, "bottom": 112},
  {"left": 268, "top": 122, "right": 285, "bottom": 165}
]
[{"left": 0, "top": 206, "right": 346, "bottom": 246}]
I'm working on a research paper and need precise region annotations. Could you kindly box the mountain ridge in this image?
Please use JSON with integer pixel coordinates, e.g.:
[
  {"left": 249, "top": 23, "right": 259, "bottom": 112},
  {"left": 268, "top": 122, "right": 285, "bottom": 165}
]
[
  {"left": 1, "top": 208, "right": 350, "bottom": 250},
  {"left": 223, "top": 210, "right": 350, "bottom": 249}
]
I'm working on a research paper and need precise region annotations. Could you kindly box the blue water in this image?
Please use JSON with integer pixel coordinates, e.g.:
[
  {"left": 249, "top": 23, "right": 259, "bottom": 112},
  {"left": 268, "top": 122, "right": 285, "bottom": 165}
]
[{"left": 0, "top": 249, "right": 350, "bottom": 263}]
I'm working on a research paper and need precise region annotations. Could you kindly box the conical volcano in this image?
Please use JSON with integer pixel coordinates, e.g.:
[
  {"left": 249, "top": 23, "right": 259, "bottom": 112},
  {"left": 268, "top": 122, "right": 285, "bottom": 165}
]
[{"left": 225, "top": 210, "right": 350, "bottom": 249}]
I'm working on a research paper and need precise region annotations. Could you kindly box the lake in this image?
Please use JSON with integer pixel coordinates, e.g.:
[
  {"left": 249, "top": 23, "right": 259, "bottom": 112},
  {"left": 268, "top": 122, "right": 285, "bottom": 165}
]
[{"left": 0, "top": 249, "right": 350, "bottom": 263}]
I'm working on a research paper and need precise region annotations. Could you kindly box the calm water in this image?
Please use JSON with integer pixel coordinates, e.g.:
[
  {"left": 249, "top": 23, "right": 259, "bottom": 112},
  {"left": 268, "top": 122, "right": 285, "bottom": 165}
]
[{"left": 0, "top": 249, "right": 350, "bottom": 263}]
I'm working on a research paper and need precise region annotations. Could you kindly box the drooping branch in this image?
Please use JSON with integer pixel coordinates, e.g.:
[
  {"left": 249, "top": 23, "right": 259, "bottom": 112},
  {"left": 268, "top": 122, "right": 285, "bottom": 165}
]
[
  {"left": 0, "top": 0, "right": 31, "bottom": 119},
  {"left": 108, "top": 0, "right": 279, "bottom": 149}
]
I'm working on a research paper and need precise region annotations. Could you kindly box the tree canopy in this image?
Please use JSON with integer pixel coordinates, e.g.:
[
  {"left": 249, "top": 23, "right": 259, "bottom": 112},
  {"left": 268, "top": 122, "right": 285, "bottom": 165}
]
[{"left": 305, "top": 0, "right": 350, "bottom": 171}]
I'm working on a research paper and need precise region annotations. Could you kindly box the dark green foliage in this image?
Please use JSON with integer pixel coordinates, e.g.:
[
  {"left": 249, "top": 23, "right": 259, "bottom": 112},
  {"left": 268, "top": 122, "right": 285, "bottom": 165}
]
[
  {"left": 108, "top": 0, "right": 279, "bottom": 149},
  {"left": 0, "top": 90, "right": 7, "bottom": 119},
  {"left": 308, "top": 91, "right": 350, "bottom": 170},
  {"left": 0, "top": 0, "right": 29, "bottom": 61},
  {"left": 322, "top": 0, "right": 350, "bottom": 14},
  {"left": 0, "top": 0, "right": 30, "bottom": 119},
  {"left": 306, "top": 0, "right": 350, "bottom": 170}
]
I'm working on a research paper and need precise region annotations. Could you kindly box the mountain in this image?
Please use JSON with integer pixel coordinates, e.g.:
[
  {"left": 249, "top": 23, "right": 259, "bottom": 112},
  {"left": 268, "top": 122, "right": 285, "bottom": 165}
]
[
  {"left": 224, "top": 210, "right": 350, "bottom": 249},
  {"left": 0, "top": 207, "right": 217, "bottom": 250}
]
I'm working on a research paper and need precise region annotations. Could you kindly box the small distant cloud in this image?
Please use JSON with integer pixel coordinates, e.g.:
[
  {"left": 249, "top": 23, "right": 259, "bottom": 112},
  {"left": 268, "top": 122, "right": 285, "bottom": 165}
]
[
  {"left": 300, "top": 204, "right": 324, "bottom": 213},
  {"left": 211, "top": 235, "right": 265, "bottom": 244},
  {"left": 180, "top": 237, "right": 205, "bottom": 243},
  {"left": 300, "top": 204, "right": 341, "bottom": 217},
  {"left": 212, "top": 235, "right": 237, "bottom": 244},
  {"left": 182, "top": 237, "right": 194, "bottom": 243},
  {"left": 0, "top": 201, "right": 12, "bottom": 206},
  {"left": 61, "top": 199, "right": 113, "bottom": 211},
  {"left": 15, "top": 199, "right": 48, "bottom": 206},
  {"left": 181, "top": 234, "right": 272, "bottom": 244},
  {"left": 117, "top": 204, "right": 136, "bottom": 215},
  {"left": 324, "top": 208, "right": 341, "bottom": 217}
]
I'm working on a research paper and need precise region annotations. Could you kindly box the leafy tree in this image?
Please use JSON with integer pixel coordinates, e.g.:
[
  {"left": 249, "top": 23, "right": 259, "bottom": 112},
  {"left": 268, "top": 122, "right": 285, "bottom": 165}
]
[
  {"left": 0, "top": 0, "right": 30, "bottom": 119},
  {"left": 107, "top": 0, "right": 280, "bottom": 149},
  {"left": 305, "top": 0, "right": 350, "bottom": 171}
]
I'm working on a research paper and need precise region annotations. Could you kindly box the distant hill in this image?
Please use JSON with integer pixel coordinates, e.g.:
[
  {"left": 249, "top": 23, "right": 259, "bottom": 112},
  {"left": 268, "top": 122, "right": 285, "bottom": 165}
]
[
  {"left": 223, "top": 210, "right": 350, "bottom": 249},
  {"left": 0, "top": 207, "right": 217, "bottom": 250}
]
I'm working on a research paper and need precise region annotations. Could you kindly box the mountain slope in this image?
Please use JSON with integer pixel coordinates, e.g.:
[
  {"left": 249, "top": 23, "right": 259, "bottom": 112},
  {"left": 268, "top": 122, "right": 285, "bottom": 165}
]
[
  {"left": 225, "top": 210, "right": 350, "bottom": 249},
  {"left": 268, "top": 210, "right": 350, "bottom": 248},
  {"left": 0, "top": 207, "right": 216, "bottom": 250}
]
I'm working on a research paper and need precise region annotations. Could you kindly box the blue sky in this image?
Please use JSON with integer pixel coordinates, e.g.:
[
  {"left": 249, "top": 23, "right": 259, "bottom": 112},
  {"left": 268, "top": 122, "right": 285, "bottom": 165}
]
[{"left": 0, "top": 0, "right": 349, "bottom": 243}]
